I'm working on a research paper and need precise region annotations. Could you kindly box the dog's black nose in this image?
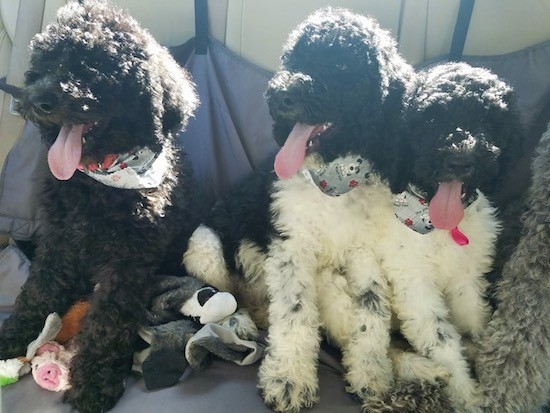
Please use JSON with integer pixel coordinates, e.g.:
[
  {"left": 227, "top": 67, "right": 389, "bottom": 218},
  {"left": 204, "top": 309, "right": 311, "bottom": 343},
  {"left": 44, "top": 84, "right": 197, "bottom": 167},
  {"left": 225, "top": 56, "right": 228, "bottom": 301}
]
[
  {"left": 273, "top": 90, "right": 301, "bottom": 111},
  {"left": 29, "top": 92, "right": 58, "bottom": 114},
  {"left": 281, "top": 95, "right": 297, "bottom": 110},
  {"left": 268, "top": 90, "right": 300, "bottom": 117},
  {"left": 443, "top": 155, "right": 475, "bottom": 175},
  {"left": 266, "top": 70, "right": 314, "bottom": 117}
]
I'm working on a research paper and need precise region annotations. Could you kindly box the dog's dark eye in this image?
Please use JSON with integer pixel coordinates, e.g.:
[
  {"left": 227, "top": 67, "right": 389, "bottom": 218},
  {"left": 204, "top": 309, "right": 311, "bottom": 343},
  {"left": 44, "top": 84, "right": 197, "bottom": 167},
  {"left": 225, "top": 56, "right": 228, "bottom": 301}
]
[
  {"left": 24, "top": 70, "right": 40, "bottom": 84},
  {"left": 335, "top": 63, "right": 348, "bottom": 71}
]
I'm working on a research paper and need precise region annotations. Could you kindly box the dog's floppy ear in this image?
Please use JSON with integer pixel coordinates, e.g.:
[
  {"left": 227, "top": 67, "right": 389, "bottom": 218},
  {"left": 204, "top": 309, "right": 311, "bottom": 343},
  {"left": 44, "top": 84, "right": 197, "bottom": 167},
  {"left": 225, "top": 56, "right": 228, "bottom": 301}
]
[
  {"left": 158, "top": 56, "right": 199, "bottom": 134},
  {"left": 493, "top": 90, "right": 525, "bottom": 170},
  {"left": 377, "top": 136, "right": 413, "bottom": 194},
  {"left": 489, "top": 90, "right": 526, "bottom": 196},
  {"left": 137, "top": 45, "right": 199, "bottom": 144}
]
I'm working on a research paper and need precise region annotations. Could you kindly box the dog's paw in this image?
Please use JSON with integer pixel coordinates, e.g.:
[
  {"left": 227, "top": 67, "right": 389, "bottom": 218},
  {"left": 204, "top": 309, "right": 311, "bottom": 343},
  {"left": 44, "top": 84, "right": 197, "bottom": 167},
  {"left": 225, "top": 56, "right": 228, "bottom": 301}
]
[
  {"left": 64, "top": 383, "right": 124, "bottom": 413},
  {"left": 258, "top": 375, "right": 319, "bottom": 413},
  {"left": 446, "top": 375, "right": 481, "bottom": 413},
  {"left": 361, "top": 378, "right": 455, "bottom": 413},
  {"left": 0, "top": 324, "right": 29, "bottom": 359},
  {"left": 344, "top": 353, "right": 393, "bottom": 403},
  {"left": 347, "top": 384, "right": 386, "bottom": 406},
  {"left": 64, "top": 354, "right": 125, "bottom": 413},
  {"left": 258, "top": 354, "right": 319, "bottom": 412},
  {"left": 64, "top": 378, "right": 124, "bottom": 413},
  {"left": 183, "top": 225, "right": 233, "bottom": 291},
  {"left": 220, "top": 308, "right": 258, "bottom": 340},
  {"left": 344, "top": 370, "right": 393, "bottom": 405},
  {"left": 391, "top": 350, "right": 450, "bottom": 384}
]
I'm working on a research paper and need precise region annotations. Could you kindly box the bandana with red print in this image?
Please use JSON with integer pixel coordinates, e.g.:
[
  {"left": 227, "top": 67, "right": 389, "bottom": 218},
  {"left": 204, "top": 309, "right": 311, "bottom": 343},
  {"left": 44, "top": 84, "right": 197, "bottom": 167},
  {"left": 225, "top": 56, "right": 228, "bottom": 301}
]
[
  {"left": 77, "top": 147, "right": 168, "bottom": 189},
  {"left": 393, "top": 185, "right": 471, "bottom": 245},
  {"left": 301, "top": 155, "right": 371, "bottom": 197},
  {"left": 393, "top": 186, "right": 434, "bottom": 234},
  {"left": 302, "top": 156, "right": 468, "bottom": 245}
]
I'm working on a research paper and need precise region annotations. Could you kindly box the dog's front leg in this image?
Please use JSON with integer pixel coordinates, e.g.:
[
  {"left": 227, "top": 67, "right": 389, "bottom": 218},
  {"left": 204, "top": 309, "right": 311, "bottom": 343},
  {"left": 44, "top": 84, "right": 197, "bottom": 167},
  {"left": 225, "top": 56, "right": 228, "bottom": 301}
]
[
  {"left": 258, "top": 238, "right": 321, "bottom": 413},
  {"left": 317, "top": 248, "right": 394, "bottom": 404},
  {"left": 0, "top": 245, "right": 88, "bottom": 359},
  {"left": 390, "top": 267, "right": 481, "bottom": 413},
  {"left": 445, "top": 269, "right": 490, "bottom": 342},
  {"left": 63, "top": 268, "right": 152, "bottom": 413}
]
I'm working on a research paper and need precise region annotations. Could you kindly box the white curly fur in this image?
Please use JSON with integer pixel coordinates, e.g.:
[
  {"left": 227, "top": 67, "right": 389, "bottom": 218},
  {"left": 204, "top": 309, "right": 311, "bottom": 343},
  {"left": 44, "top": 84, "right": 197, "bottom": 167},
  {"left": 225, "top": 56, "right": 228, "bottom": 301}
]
[{"left": 184, "top": 166, "right": 499, "bottom": 413}]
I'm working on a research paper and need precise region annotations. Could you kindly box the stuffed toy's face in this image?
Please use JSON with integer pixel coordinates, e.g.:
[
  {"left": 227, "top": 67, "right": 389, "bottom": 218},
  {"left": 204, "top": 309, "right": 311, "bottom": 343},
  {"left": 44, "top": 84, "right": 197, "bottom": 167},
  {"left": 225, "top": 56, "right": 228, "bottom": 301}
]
[{"left": 31, "top": 342, "right": 74, "bottom": 392}]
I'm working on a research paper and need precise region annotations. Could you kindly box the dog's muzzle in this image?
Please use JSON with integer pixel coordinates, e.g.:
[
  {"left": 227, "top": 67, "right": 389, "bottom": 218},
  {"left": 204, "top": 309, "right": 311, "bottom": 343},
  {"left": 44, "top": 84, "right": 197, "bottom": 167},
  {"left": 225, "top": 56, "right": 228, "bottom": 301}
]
[{"left": 266, "top": 70, "right": 319, "bottom": 119}]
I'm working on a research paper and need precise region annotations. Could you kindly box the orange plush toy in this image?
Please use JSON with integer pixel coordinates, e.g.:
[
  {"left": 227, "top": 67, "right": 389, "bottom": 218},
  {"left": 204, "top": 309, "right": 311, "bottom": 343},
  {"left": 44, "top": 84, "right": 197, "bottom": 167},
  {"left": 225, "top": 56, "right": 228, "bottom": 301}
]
[{"left": 56, "top": 300, "right": 89, "bottom": 344}]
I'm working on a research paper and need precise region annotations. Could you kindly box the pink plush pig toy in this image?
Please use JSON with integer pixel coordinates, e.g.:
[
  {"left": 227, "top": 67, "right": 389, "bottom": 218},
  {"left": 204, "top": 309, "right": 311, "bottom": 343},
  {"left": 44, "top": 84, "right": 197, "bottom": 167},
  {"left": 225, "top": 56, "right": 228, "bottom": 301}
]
[{"left": 31, "top": 341, "right": 75, "bottom": 391}]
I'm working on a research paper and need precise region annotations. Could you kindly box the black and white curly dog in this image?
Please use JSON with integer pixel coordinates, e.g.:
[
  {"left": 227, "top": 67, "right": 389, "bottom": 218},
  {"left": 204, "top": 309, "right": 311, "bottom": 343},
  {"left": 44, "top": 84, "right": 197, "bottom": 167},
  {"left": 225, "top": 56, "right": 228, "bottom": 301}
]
[
  {"left": 183, "top": 8, "right": 522, "bottom": 413},
  {"left": 0, "top": 1, "right": 198, "bottom": 412}
]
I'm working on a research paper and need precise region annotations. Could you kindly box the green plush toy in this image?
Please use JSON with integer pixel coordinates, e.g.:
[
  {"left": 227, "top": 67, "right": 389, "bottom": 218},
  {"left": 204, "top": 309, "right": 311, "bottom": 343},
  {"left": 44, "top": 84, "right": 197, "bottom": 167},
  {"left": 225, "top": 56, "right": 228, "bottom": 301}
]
[{"left": 0, "top": 358, "right": 26, "bottom": 386}]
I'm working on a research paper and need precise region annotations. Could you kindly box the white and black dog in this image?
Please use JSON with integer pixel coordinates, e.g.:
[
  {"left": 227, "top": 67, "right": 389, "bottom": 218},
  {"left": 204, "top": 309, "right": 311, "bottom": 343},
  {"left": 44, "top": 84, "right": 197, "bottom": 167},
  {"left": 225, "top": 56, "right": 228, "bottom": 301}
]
[{"left": 183, "top": 8, "right": 523, "bottom": 413}]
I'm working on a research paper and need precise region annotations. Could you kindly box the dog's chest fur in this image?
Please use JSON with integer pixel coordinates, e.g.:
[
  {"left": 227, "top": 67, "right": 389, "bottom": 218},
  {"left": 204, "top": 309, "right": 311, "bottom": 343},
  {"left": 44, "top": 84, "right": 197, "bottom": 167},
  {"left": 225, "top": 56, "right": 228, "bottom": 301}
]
[
  {"left": 239, "top": 173, "right": 499, "bottom": 330},
  {"left": 38, "top": 163, "right": 192, "bottom": 283}
]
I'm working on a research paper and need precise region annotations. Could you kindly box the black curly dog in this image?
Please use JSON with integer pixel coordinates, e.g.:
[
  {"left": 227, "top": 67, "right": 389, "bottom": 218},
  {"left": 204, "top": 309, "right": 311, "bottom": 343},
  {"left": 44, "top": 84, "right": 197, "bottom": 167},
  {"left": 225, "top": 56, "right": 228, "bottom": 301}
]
[{"left": 0, "top": 1, "right": 198, "bottom": 412}]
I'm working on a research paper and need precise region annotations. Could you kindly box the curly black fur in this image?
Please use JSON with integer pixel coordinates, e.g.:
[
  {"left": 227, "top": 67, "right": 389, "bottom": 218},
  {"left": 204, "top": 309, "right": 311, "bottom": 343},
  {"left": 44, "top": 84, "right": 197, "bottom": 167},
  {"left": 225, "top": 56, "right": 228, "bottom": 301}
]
[
  {"left": 0, "top": 1, "right": 198, "bottom": 412},
  {"left": 265, "top": 7, "right": 415, "bottom": 193}
]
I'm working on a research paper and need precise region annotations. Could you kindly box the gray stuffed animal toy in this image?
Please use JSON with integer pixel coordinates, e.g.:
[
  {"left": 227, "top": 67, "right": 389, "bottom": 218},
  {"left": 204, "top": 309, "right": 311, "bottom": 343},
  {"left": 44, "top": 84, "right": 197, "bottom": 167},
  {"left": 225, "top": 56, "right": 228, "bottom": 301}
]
[{"left": 134, "top": 275, "right": 262, "bottom": 390}]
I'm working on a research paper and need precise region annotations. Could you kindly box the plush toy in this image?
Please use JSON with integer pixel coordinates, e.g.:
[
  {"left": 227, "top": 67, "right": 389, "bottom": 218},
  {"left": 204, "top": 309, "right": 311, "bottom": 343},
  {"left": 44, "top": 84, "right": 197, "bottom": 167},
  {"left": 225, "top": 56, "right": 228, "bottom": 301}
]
[
  {"left": 0, "top": 358, "right": 27, "bottom": 386},
  {"left": 133, "top": 275, "right": 262, "bottom": 390},
  {"left": 0, "top": 299, "right": 90, "bottom": 391},
  {"left": 0, "top": 312, "right": 65, "bottom": 389},
  {"left": 31, "top": 341, "right": 75, "bottom": 391},
  {"left": 145, "top": 275, "right": 237, "bottom": 326},
  {"left": 0, "top": 275, "right": 261, "bottom": 392}
]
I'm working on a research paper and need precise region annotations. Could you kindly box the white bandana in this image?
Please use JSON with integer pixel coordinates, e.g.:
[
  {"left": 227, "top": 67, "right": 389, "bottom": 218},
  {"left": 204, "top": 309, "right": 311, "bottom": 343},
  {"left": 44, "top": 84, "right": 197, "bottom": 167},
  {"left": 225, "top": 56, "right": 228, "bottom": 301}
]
[
  {"left": 301, "top": 155, "right": 372, "bottom": 196},
  {"left": 393, "top": 186, "right": 435, "bottom": 234},
  {"left": 77, "top": 147, "right": 168, "bottom": 189}
]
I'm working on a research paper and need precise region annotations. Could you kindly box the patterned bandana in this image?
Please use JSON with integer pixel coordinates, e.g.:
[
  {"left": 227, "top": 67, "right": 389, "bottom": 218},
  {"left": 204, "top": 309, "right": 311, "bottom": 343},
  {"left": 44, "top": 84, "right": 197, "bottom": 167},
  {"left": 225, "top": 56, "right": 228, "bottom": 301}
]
[
  {"left": 301, "top": 155, "right": 372, "bottom": 196},
  {"left": 302, "top": 155, "right": 468, "bottom": 245},
  {"left": 77, "top": 147, "right": 168, "bottom": 189},
  {"left": 393, "top": 186, "right": 434, "bottom": 234},
  {"left": 394, "top": 185, "right": 471, "bottom": 245}
]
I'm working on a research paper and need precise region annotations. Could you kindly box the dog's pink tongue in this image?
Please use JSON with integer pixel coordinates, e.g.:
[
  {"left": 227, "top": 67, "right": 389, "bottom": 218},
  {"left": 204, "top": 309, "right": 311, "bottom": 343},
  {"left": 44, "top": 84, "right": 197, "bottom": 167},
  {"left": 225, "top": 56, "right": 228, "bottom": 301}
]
[
  {"left": 274, "top": 123, "right": 317, "bottom": 179},
  {"left": 429, "top": 180, "right": 464, "bottom": 230},
  {"left": 47, "top": 124, "right": 84, "bottom": 180}
]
